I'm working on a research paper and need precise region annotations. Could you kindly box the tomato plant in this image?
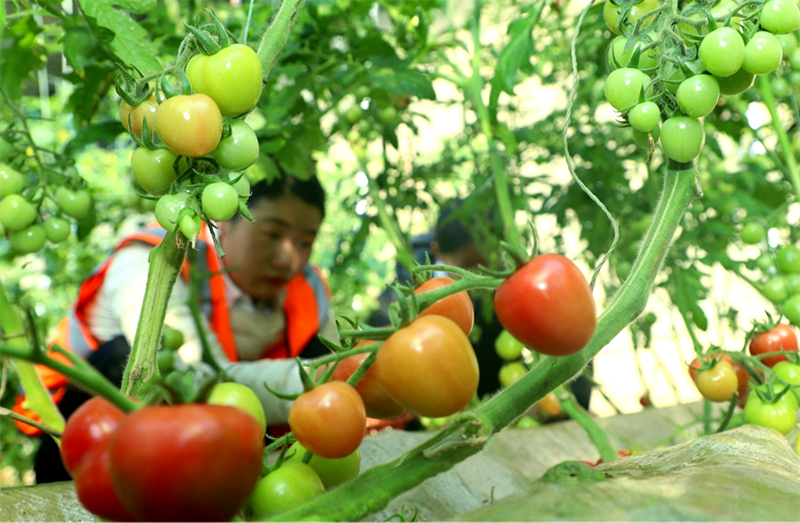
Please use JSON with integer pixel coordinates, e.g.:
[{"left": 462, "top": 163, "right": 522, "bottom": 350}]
[
  {"left": 207, "top": 382, "right": 268, "bottom": 434},
  {"left": 288, "top": 381, "right": 366, "bottom": 459},
  {"left": 749, "top": 324, "right": 799, "bottom": 367},
  {"left": 415, "top": 276, "right": 474, "bottom": 336},
  {"left": 154, "top": 94, "right": 223, "bottom": 157},
  {"left": 109, "top": 404, "right": 263, "bottom": 522},
  {"left": 130, "top": 148, "right": 178, "bottom": 195},
  {"left": 743, "top": 386, "right": 799, "bottom": 435},
  {"left": 186, "top": 44, "right": 263, "bottom": 117},
  {"left": 201, "top": 182, "right": 239, "bottom": 221},
  {"left": 331, "top": 341, "right": 405, "bottom": 419},
  {"left": 376, "top": 315, "right": 479, "bottom": 418},
  {"left": 693, "top": 360, "right": 739, "bottom": 402},
  {"left": 249, "top": 462, "right": 325, "bottom": 520},
  {"left": 286, "top": 441, "right": 361, "bottom": 489},
  {"left": 494, "top": 254, "right": 596, "bottom": 357}
]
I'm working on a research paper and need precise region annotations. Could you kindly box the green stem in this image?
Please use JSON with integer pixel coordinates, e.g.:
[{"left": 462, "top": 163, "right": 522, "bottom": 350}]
[
  {"left": 256, "top": 0, "right": 307, "bottom": 79},
  {"left": 0, "top": 279, "right": 65, "bottom": 434},
  {"left": 121, "top": 230, "right": 187, "bottom": 398},
  {"left": 366, "top": 173, "right": 415, "bottom": 271},
  {"left": 557, "top": 388, "right": 618, "bottom": 464},
  {"left": 702, "top": 399, "right": 712, "bottom": 435},
  {"left": 263, "top": 165, "right": 700, "bottom": 522},
  {"left": 759, "top": 75, "right": 800, "bottom": 205}
]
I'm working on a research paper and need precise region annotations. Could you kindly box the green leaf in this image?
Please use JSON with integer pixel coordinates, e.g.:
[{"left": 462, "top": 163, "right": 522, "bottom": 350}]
[
  {"left": 62, "top": 27, "right": 97, "bottom": 78},
  {"left": 78, "top": 0, "right": 161, "bottom": 74},
  {"left": 63, "top": 121, "right": 125, "bottom": 155},
  {"left": 64, "top": 65, "right": 117, "bottom": 125},
  {"left": 494, "top": 15, "right": 536, "bottom": 95},
  {"left": 367, "top": 66, "right": 435, "bottom": 100}
]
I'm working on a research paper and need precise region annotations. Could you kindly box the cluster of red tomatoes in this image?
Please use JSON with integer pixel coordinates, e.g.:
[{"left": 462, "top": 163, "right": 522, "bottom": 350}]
[
  {"left": 603, "top": 0, "right": 800, "bottom": 163},
  {"left": 121, "top": 43, "right": 263, "bottom": 239},
  {"left": 0, "top": 164, "right": 91, "bottom": 253},
  {"left": 689, "top": 323, "right": 799, "bottom": 435},
  {"left": 739, "top": 223, "right": 800, "bottom": 326}
]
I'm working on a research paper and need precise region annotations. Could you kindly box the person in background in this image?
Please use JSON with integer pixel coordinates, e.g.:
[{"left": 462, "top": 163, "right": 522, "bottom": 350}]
[{"left": 15, "top": 171, "right": 338, "bottom": 482}]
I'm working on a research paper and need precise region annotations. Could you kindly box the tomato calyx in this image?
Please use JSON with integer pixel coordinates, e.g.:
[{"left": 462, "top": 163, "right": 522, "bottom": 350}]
[
  {"left": 751, "top": 380, "right": 797, "bottom": 405},
  {"left": 184, "top": 9, "right": 232, "bottom": 56}
]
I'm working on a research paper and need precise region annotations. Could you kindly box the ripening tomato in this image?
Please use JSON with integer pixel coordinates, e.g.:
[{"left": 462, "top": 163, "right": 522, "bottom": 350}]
[
  {"left": 109, "top": 404, "right": 263, "bottom": 522},
  {"left": 693, "top": 360, "right": 739, "bottom": 402},
  {"left": 289, "top": 381, "right": 366, "bottom": 459},
  {"left": 207, "top": 382, "right": 267, "bottom": 435},
  {"left": 537, "top": 392, "right": 563, "bottom": 417},
  {"left": 749, "top": 324, "right": 799, "bottom": 367},
  {"left": 414, "top": 276, "right": 474, "bottom": 336},
  {"left": 494, "top": 254, "right": 596, "bottom": 357},
  {"left": 73, "top": 439, "right": 133, "bottom": 522},
  {"left": 689, "top": 353, "right": 750, "bottom": 401},
  {"left": 61, "top": 397, "right": 126, "bottom": 476},
  {"left": 186, "top": 44, "right": 263, "bottom": 117},
  {"left": 286, "top": 441, "right": 361, "bottom": 489},
  {"left": 155, "top": 94, "right": 223, "bottom": 157},
  {"left": 119, "top": 94, "right": 158, "bottom": 140},
  {"left": 376, "top": 315, "right": 479, "bottom": 418},
  {"left": 331, "top": 341, "right": 405, "bottom": 419}
]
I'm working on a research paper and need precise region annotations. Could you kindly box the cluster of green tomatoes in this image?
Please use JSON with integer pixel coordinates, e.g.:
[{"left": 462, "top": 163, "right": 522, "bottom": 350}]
[
  {"left": 740, "top": 222, "right": 800, "bottom": 325},
  {"left": 603, "top": 0, "right": 800, "bottom": 163},
  {"left": 121, "top": 37, "right": 264, "bottom": 242},
  {"left": 0, "top": 161, "right": 92, "bottom": 254}
]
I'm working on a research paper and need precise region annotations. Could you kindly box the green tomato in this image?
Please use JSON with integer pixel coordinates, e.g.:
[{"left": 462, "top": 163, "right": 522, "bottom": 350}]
[
  {"left": 628, "top": 101, "right": 660, "bottom": 132},
  {"left": 603, "top": 0, "right": 658, "bottom": 35},
  {"left": 790, "top": 48, "right": 800, "bottom": 70},
  {"left": 743, "top": 385, "right": 799, "bottom": 435},
  {"left": 178, "top": 213, "right": 202, "bottom": 242},
  {"left": 378, "top": 106, "right": 398, "bottom": 126},
  {"left": 743, "top": 31, "right": 784, "bottom": 74},
  {"left": 516, "top": 416, "right": 541, "bottom": 429},
  {"left": 157, "top": 350, "right": 175, "bottom": 373},
  {"left": 632, "top": 124, "right": 660, "bottom": 148},
  {"left": 161, "top": 325, "right": 184, "bottom": 351},
  {"left": 607, "top": 35, "right": 659, "bottom": 70},
  {"left": 763, "top": 276, "right": 790, "bottom": 303},
  {"left": 604, "top": 68, "right": 651, "bottom": 111},
  {"left": 699, "top": 27, "right": 745, "bottom": 77},
  {"left": 212, "top": 120, "right": 259, "bottom": 171},
  {"left": 771, "top": 77, "right": 791, "bottom": 98},
  {"left": 756, "top": 253, "right": 775, "bottom": 272},
  {"left": 131, "top": 148, "right": 178, "bottom": 195},
  {"left": 345, "top": 105, "right": 363, "bottom": 124},
  {"left": 776, "top": 244, "right": 800, "bottom": 273},
  {"left": 0, "top": 194, "right": 37, "bottom": 231},
  {"left": 0, "top": 164, "right": 25, "bottom": 197},
  {"left": 8, "top": 224, "right": 46, "bottom": 254},
  {"left": 676, "top": 75, "right": 720, "bottom": 118},
  {"left": 773, "top": 361, "right": 800, "bottom": 386},
  {"left": 55, "top": 187, "right": 91, "bottom": 219},
  {"left": 207, "top": 382, "right": 267, "bottom": 434},
  {"left": 616, "top": 260, "right": 632, "bottom": 280},
  {"left": 776, "top": 33, "right": 798, "bottom": 57},
  {"left": 740, "top": 222, "right": 765, "bottom": 244},
  {"left": 786, "top": 274, "right": 800, "bottom": 294},
  {"left": 249, "top": 462, "right": 325, "bottom": 519},
  {"left": 202, "top": 182, "right": 239, "bottom": 221},
  {"left": 760, "top": 0, "right": 800, "bottom": 35},
  {"left": 660, "top": 116, "right": 705, "bottom": 163},
  {"left": 154, "top": 193, "right": 190, "bottom": 232},
  {"left": 715, "top": 68, "right": 755, "bottom": 95},
  {"left": 286, "top": 442, "right": 361, "bottom": 490},
  {"left": 494, "top": 330, "right": 525, "bottom": 361},
  {"left": 783, "top": 294, "right": 800, "bottom": 326},
  {"left": 0, "top": 136, "right": 14, "bottom": 160},
  {"left": 232, "top": 175, "right": 251, "bottom": 200},
  {"left": 186, "top": 44, "right": 263, "bottom": 117},
  {"left": 43, "top": 217, "right": 71, "bottom": 243},
  {"left": 498, "top": 362, "right": 528, "bottom": 388}
]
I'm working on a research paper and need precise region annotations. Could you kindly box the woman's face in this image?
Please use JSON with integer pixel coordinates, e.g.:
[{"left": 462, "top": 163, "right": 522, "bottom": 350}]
[{"left": 219, "top": 194, "right": 323, "bottom": 302}]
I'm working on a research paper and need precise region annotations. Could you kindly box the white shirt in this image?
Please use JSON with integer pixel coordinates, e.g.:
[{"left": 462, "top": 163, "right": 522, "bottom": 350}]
[{"left": 88, "top": 243, "right": 339, "bottom": 425}]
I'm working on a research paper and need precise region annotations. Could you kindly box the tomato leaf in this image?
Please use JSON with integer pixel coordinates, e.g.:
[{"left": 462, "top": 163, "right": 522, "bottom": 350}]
[
  {"left": 62, "top": 27, "right": 97, "bottom": 78},
  {"left": 63, "top": 121, "right": 125, "bottom": 155},
  {"left": 78, "top": 0, "right": 161, "bottom": 75}
]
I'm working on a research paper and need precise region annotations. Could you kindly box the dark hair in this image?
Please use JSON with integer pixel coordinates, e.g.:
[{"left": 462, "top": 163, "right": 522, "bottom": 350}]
[
  {"left": 435, "top": 200, "right": 477, "bottom": 255},
  {"left": 241, "top": 172, "right": 326, "bottom": 219}
]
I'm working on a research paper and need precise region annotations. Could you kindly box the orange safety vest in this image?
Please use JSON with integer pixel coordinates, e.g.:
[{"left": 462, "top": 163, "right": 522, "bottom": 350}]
[{"left": 12, "top": 223, "right": 331, "bottom": 435}]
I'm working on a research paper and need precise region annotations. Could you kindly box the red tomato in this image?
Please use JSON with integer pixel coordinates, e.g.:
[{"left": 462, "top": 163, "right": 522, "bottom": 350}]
[
  {"left": 109, "top": 404, "right": 263, "bottom": 522},
  {"left": 331, "top": 340, "right": 405, "bottom": 419},
  {"left": 494, "top": 254, "right": 596, "bottom": 356},
  {"left": 375, "top": 315, "right": 479, "bottom": 418},
  {"left": 414, "top": 276, "right": 474, "bottom": 336},
  {"left": 749, "top": 324, "right": 799, "bottom": 367},
  {"left": 289, "top": 381, "right": 366, "bottom": 459},
  {"left": 74, "top": 439, "right": 133, "bottom": 522},
  {"left": 60, "top": 397, "right": 125, "bottom": 476}
]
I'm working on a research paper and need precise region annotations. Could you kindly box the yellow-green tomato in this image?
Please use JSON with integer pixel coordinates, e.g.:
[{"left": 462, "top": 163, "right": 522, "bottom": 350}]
[
  {"left": 286, "top": 442, "right": 361, "bottom": 489},
  {"left": 186, "top": 44, "right": 263, "bottom": 117},
  {"left": 207, "top": 382, "right": 267, "bottom": 435},
  {"left": 772, "top": 361, "right": 800, "bottom": 386},
  {"left": 499, "top": 362, "right": 528, "bottom": 388},
  {"left": 211, "top": 120, "right": 259, "bottom": 170},
  {"left": 494, "top": 330, "right": 525, "bottom": 361},
  {"left": 249, "top": 462, "right": 325, "bottom": 520},
  {"left": 743, "top": 386, "right": 799, "bottom": 435}
]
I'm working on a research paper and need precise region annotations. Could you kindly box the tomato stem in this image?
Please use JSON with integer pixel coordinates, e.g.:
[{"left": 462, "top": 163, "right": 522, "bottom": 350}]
[
  {"left": 121, "top": 229, "right": 188, "bottom": 398},
  {"left": 759, "top": 75, "right": 800, "bottom": 207},
  {"left": 256, "top": 0, "right": 307, "bottom": 79},
  {"left": 557, "top": 387, "right": 619, "bottom": 464}
]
